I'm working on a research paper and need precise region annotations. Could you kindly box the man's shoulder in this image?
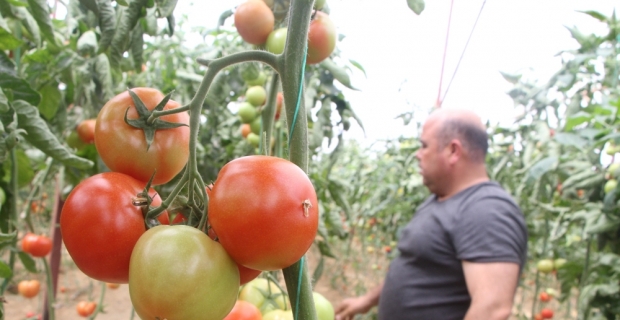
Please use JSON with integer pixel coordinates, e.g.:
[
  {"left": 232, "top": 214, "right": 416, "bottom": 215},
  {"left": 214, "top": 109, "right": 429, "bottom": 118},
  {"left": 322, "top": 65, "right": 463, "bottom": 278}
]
[{"left": 463, "top": 181, "right": 518, "bottom": 206}]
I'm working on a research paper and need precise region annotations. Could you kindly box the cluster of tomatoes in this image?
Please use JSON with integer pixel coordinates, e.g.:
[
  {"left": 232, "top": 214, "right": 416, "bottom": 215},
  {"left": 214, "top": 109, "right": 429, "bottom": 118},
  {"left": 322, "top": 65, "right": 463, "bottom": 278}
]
[
  {"left": 58, "top": 86, "right": 322, "bottom": 319},
  {"left": 234, "top": 0, "right": 336, "bottom": 65},
  {"left": 238, "top": 84, "right": 284, "bottom": 148}
]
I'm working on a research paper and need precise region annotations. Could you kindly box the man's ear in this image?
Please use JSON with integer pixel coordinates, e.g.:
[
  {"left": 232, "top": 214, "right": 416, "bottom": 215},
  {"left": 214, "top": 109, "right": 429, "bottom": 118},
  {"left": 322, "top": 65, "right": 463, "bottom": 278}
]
[{"left": 448, "top": 139, "right": 463, "bottom": 164}]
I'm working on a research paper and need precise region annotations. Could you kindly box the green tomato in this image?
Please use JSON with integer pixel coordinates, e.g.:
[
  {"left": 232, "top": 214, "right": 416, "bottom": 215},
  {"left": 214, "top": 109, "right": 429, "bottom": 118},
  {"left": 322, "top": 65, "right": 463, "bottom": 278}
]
[
  {"left": 266, "top": 28, "right": 287, "bottom": 54},
  {"left": 239, "top": 278, "right": 288, "bottom": 314},
  {"left": 608, "top": 163, "right": 620, "bottom": 177},
  {"left": 313, "top": 0, "right": 326, "bottom": 9},
  {"left": 554, "top": 258, "right": 567, "bottom": 269},
  {"left": 313, "top": 292, "right": 335, "bottom": 320},
  {"left": 129, "top": 225, "right": 240, "bottom": 320},
  {"left": 536, "top": 259, "right": 554, "bottom": 273},
  {"left": 238, "top": 102, "right": 258, "bottom": 124},
  {"left": 246, "top": 72, "right": 267, "bottom": 87},
  {"left": 263, "top": 309, "right": 294, "bottom": 320},
  {"left": 246, "top": 86, "right": 267, "bottom": 107},
  {"left": 251, "top": 117, "right": 262, "bottom": 135},
  {"left": 605, "top": 179, "right": 617, "bottom": 194},
  {"left": 247, "top": 133, "right": 260, "bottom": 148},
  {"left": 66, "top": 131, "right": 88, "bottom": 150}
]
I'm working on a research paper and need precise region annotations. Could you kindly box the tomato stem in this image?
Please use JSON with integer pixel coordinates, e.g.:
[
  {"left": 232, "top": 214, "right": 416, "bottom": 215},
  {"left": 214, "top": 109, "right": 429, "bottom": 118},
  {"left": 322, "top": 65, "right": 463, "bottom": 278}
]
[
  {"left": 0, "top": 149, "right": 19, "bottom": 295},
  {"left": 146, "top": 104, "right": 191, "bottom": 125},
  {"left": 43, "top": 258, "right": 56, "bottom": 320},
  {"left": 88, "top": 282, "right": 106, "bottom": 320},
  {"left": 260, "top": 73, "right": 280, "bottom": 155}
]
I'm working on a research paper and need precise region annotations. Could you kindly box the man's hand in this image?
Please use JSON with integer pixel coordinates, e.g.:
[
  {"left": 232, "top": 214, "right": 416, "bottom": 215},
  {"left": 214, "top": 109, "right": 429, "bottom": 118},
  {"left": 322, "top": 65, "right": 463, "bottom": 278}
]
[{"left": 335, "top": 283, "right": 383, "bottom": 320}]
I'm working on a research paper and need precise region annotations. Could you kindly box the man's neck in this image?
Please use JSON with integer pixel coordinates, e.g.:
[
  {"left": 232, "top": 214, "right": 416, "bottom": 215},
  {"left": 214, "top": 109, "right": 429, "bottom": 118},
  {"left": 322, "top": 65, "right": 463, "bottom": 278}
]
[{"left": 438, "top": 166, "right": 490, "bottom": 201}]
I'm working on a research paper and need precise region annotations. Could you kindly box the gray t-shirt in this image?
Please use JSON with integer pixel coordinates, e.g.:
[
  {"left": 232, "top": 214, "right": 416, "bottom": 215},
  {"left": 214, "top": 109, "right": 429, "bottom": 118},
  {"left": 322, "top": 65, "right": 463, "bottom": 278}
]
[{"left": 377, "top": 181, "right": 527, "bottom": 320}]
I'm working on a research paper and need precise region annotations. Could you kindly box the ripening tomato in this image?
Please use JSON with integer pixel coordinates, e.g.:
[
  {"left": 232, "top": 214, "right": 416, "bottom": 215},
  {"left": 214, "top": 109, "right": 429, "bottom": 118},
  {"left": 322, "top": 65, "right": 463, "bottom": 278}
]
[
  {"left": 129, "top": 225, "right": 240, "bottom": 320},
  {"left": 313, "top": 292, "right": 335, "bottom": 320},
  {"left": 539, "top": 292, "right": 551, "bottom": 302},
  {"left": 76, "top": 301, "right": 96, "bottom": 317},
  {"left": 209, "top": 156, "right": 319, "bottom": 271},
  {"left": 21, "top": 233, "right": 52, "bottom": 257},
  {"left": 306, "top": 12, "right": 336, "bottom": 65},
  {"left": 76, "top": 119, "right": 96, "bottom": 144},
  {"left": 60, "top": 172, "right": 169, "bottom": 283},
  {"left": 541, "top": 308, "right": 554, "bottom": 319},
  {"left": 534, "top": 314, "right": 543, "bottom": 320},
  {"left": 239, "top": 278, "right": 287, "bottom": 314},
  {"left": 241, "top": 124, "right": 252, "bottom": 138},
  {"left": 106, "top": 283, "right": 120, "bottom": 289},
  {"left": 235, "top": 0, "right": 274, "bottom": 45},
  {"left": 18, "top": 280, "right": 40, "bottom": 298},
  {"left": 95, "top": 88, "right": 190, "bottom": 186},
  {"left": 223, "top": 300, "right": 263, "bottom": 320},
  {"left": 262, "top": 310, "right": 293, "bottom": 320}
]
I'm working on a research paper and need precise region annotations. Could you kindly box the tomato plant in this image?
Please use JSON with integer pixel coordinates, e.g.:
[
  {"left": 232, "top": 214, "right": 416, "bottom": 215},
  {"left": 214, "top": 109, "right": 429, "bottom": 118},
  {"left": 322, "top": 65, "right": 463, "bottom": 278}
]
[
  {"left": 76, "top": 301, "right": 97, "bottom": 317},
  {"left": 95, "top": 88, "right": 190, "bottom": 186},
  {"left": 60, "top": 172, "right": 169, "bottom": 283},
  {"left": 306, "top": 12, "right": 336, "bottom": 65},
  {"left": 21, "top": 233, "right": 52, "bottom": 257},
  {"left": 313, "top": 292, "right": 335, "bottom": 320},
  {"left": 239, "top": 278, "right": 288, "bottom": 314},
  {"left": 209, "top": 156, "right": 319, "bottom": 271},
  {"left": 76, "top": 119, "right": 96, "bottom": 144},
  {"left": 266, "top": 28, "right": 288, "bottom": 54},
  {"left": 129, "top": 225, "right": 240, "bottom": 320},
  {"left": 223, "top": 300, "right": 263, "bottom": 320},
  {"left": 234, "top": 0, "right": 275, "bottom": 45},
  {"left": 17, "top": 280, "right": 40, "bottom": 298}
]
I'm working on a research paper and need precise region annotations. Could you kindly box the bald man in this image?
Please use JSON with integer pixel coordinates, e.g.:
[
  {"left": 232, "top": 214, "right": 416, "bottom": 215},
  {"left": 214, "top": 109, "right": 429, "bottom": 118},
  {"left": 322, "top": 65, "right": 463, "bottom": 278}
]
[{"left": 335, "top": 109, "right": 527, "bottom": 320}]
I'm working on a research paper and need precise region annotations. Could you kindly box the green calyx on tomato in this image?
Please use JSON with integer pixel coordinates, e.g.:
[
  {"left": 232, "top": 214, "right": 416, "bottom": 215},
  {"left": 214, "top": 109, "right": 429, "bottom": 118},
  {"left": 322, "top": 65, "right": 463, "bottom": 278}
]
[
  {"left": 129, "top": 225, "right": 240, "bottom": 320},
  {"left": 121, "top": 89, "right": 188, "bottom": 150},
  {"left": 95, "top": 88, "right": 190, "bottom": 186},
  {"left": 266, "top": 28, "right": 287, "bottom": 54}
]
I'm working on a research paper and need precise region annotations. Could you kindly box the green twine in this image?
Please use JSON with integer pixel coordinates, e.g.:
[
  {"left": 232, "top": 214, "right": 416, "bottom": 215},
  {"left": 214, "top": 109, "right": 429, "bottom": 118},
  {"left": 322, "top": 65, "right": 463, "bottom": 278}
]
[
  {"left": 288, "top": 46, "right": 308, "bottom": 149},
  {"left": 294, "top": 256, "right": 305, "bottom": 320}
]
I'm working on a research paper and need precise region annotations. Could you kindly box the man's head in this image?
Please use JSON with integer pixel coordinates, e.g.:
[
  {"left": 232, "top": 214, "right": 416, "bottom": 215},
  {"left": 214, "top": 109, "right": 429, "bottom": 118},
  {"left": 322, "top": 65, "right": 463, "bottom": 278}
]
[{"left": 416, "top": 108, "right": 489, "bottom": 196}]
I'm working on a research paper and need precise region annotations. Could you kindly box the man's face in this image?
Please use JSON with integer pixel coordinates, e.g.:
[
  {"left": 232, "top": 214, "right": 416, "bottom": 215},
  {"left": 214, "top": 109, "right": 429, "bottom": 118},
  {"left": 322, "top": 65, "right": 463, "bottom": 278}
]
[{"left": 416, "top": 119, "right": 449, "bottom": 194}]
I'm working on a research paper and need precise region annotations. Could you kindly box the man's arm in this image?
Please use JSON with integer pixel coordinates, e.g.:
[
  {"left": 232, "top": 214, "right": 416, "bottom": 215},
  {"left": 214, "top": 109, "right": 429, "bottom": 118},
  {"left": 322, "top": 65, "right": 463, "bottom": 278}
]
[
  {"left": 335, "top": 282, "right": 383, "bottom": 320},
  {"left": 462, "top": 261, "right": 520, "bottom": 320}
]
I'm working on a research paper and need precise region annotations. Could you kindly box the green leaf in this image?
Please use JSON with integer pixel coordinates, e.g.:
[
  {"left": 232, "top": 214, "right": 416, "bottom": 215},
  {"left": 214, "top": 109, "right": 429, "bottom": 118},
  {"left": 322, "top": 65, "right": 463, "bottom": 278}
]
[
  {"left": 13, "top": 100, "right": 94, "bottom": 169},
  {"left": 0, "top": 230, "right": 16, "bottom": 243},
  {"left": 320, "top": 58, "right": 359, "bottom": 91},
  {"left": 348, "top": 59, "right": 366, "bottom": 78},
  {"left": 38, "top": 84, "right": 61, "bottom": 119},
  {"left": 0, "top": 10, "right": 8, "bottom": 29},
  {"left": 6, "top": 0, "right": 28, "bottom": 7},
  {"left": 406, "top": 0, "right": 425, "bottom": 15},
  {"left": 564, "top": 111, "right": 592, "bottom": 131},
  {"left": 130, "top": 22, "right": 144, "bottom": 72},
  {"left": 311, "top": 255, "right": 324, "bottom": 287},
  {"left": 0, "top": 26, "right": 21, "bottom": 50},
  {"left": 93, "top": 53, "right": 113, "bottom": 100},
  {"left": 2, "top": 149, "right": 34, "bottom": 187},
  {"left": 155, "top": 0, "right": 177, "bottom": 18},
  {"left": 527, "top": 156, "right": 557, "bottom": 181},
  {"left": 96, "top": 0, "right": 116, "bottom": 53},
  {"left": 14, "top": 6, "right": 41, "bottom": 46},
  {"left": 0, "top": 51, "right": 41, "bottom": 106},
  {"left": 579, "top": 10, "right": 607, "bottom": 22},
  {"left": 26, "top": 0, "right": 57, "bottom": 45},
  {"left": 116, "top": 0, "right": 128, "bottom": 5},
  {"left": 317, "top": 241, "right": 336, "bottom": 258},
  {"left": 78, "top": 0, "right": 98, "bottom": 14},
  {"left": 554, "top": 132, "right": 588, "bottom": 148},
  {"left": 0, "top": 260, "right": 12, "bottom": 278},
  {"left": 17, "top": 251, "right": 37, "bottom": 273},
  {"left": 0, "top": 88, "right": 8, "bottom": 112},
  {"left": 110, "top": 0, "right": 146, "bottom": 67},
  {"left": 77, "top": 29, "right": 98, "bottom": 54},
  {"left": 499, "top": 71, "right": 522, "bottom": 84}
]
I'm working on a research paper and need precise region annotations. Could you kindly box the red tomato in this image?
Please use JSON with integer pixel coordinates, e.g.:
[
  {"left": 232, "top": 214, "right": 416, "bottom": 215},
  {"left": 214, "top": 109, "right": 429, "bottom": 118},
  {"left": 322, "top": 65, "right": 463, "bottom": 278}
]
[
  {"left": 539, "top": 292, "right": 551, "bottom": 302},
  {"left": 534, "top": 314, "right": 543, "bottom": 320},
  {"left": 76, "top": 119, "right": 96, "bottom": 144},
  {"left": 306, "top": 12, "right": 336, "bottom": 65},
  {"left": 60, "top": 172, "right": 169, "bottom": 283},
  {"left": 209, "top": 155, "right": 318, "bottom": 271},
  {"left": 76, "top": 301, "right": 96, "bottom": 317},
  {"left": 129, "top": 225, "right": 240, "bottom": 320},
  {"left": 224, "top": 300, "right": 263, "bottom": 320},
  {"left": 21, "top": 233, "right": 52, "bottom": 257},
  {"left": 235, "top": 0, "right": 274, "bottom": 45},
  {"left": 541, "top": 308, "right": 554, "bottom": 319},
  {"left": 17, "top": 280, "right": 40, "bottom": 298},
  {"left": 95, "top": 88, "right": 190, "bottom": 186}
]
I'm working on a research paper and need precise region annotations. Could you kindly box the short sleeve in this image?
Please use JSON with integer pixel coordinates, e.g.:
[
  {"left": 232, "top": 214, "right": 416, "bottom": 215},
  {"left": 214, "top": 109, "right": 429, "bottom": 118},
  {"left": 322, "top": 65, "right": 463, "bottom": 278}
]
[{"left": 453, "top": 196, "right": 527, "bottom": 266}]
